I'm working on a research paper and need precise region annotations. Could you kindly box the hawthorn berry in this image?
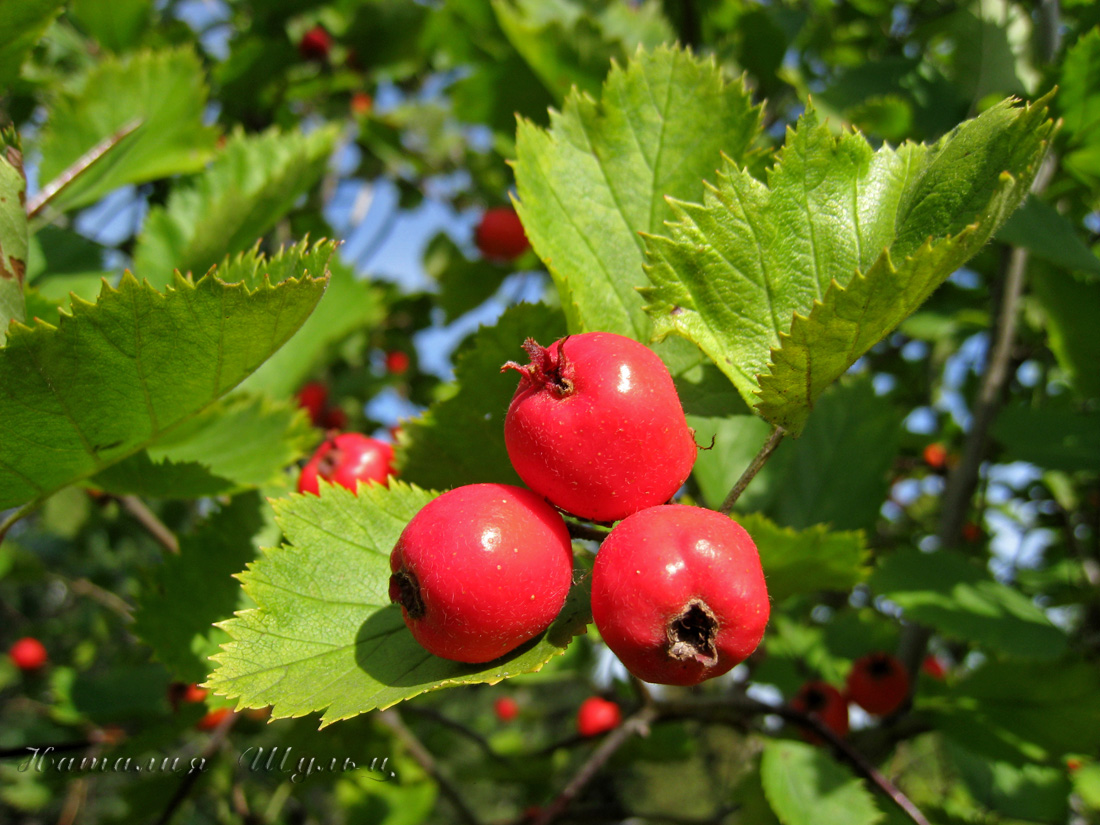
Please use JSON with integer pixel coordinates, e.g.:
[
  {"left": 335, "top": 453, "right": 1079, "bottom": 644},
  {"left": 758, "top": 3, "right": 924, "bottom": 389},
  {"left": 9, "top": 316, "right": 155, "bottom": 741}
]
[
  {"left": 790, "top": 681, "right": 849, "bottom": 742},
  {"left": 386, "top": 350, "right": 410, "bottom": 375},
  {"left": 389, "top": 484, "right": 573, "bottom": 663},
  {"left": 8, "top": 637, "right": 47, "bottom": 672},
  {"left": 961, "top": 521, "right": 983, "bottom": 543},
  {"left": 298, "top": 25, "right": 331, "bottom": 61},
  {"left": 196, "top": 707, "right": 233, "bottom": 731},
  {"left": 475, "top": 206, "right": 530, "bottom": 261},
  {"left": 502, "top": 333, "right": 697, "bottom": 523},
  {"left": 846, "top": 652, "right": 909, "bottom": 716},
  {"left": 494, "top": 696, "right": 520, "bottom": 723},
  {"left": 297, "top": 381, "right": 328, "bottom": 427},
  {"left": 168, "top": 682, "right": 208, "bottom": 711},
  {"left": 590, "top": 505, "right": 769, "bottom": 685},
  {"left": 923, "top": 443, "right": 948, "bottom": 470},
  {"left": 351, "top": 91, "right": 373, "bottom": 116},
  {"left": 298, "top": 433, "right": 395, "bottom": 495},
  {"left": 921, "top": 654, "right": 947, "bottom": 680},
  {"left": 576, "top": 696, "right": 621, "bottom": 737}
]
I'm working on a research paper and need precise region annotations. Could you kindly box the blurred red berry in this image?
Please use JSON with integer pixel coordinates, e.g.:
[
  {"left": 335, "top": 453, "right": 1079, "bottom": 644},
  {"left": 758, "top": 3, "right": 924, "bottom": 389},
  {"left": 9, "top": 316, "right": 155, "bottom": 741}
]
[
  {"left": 961, "top": 521, "right": 982, "bottom": 543},
  {"left": 351, "top": 92, "right": 373, "bottom": 116},
  {"left": 298, "top": 433, "right": 395, "bottom": 495},
  {"left": 475, "top": 206, "right": 530, "bottom": 262},
  {"left": 297, "top": 382, "right": 328, "bottom": 427},
  {"left": 322, "top": 408, "right": 348, "bottom": 430},
  {"left": 196, "top": 707, "right": 233, "bottom": 731},
  {"left": 494, "top": 696, "right": 519, "bottom": 723},
  {"left": 386, "top": 350, "right": 410, "bottom": 375},
  {"left": 921, "top": 655, "right": 947, "bottom": 680},
  {"left": 9, "top": 637, "right": 48, "bottom": 672},
  {"left": 846, "top": 652, "right": 909, "bottom": 716},
  {"left": 790, "top": 681, "right": 849, "bottom": 743},
  {"left": 576, "top": 697, "right": 621, "bottom": 737},
  {"left": 1068, "top": 757, "right": 1083, "bottom": 773},
  {"left": 923, "top": 443, "right": 948, "bottom": 470},
  {"left": 298, "top": 25, "right": 331, "bottom": 61}
]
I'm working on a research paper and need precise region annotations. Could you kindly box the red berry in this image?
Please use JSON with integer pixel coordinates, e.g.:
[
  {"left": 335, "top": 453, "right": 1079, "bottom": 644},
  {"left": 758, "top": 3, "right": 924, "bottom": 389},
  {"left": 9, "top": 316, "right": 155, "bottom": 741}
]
[
  {"left": 590, "top": 505, "right": 769, "bottom": 686},
  {"left": 961, "top": 521, "right": 982, "bottom": 543},
  {"left": 502, "top": 333, "right": 697, "bottom": 523},
  {"left": 389, "top": 484, "right": 574, "bottom": 663},
  {"left": 322, "top": 408, "right": 348, "bottom": 430},
  {"left": 1067, "top": 757, "right": 1083, "bottom": 773},
  {"left": 298, "top": 433, "right": 395, "bottom": 495},
  {"left": 351, "top": 92, "right": 373, "bottom": 116},
  {"left": 846, "top": 652, "right": 909, "bottom": 716},
  {"left": 298, "top": 25, "right": 331, "bottom": 61},
  {"left": 9, "top": 637, "right": 47, "bottom": 672},
  {"left": 790, "top": 681, "right": 849, "bottom": 743},
  {"left": 923, "top": 443, "right": 948, "bottom": 470},
  {"left": 494, "top": 696, "right": 520, "bottom": 722},
  {"left": 921, "top": 654, "right": 946, "bottom": 680},
  {"left": 576, "top": 696, "right": 621, "bottom": 737},
  {"left": 475, "top": 207, "right": 530, "bottom": 262},
  {"left": 297, "top": 382, "right": 328, "bottom": 427},
  {"left": 386, "top": 350, "right": 410, "bottom": 375},
  {"left": 196, "top": 707, "right": 233, "bottom": 731}
]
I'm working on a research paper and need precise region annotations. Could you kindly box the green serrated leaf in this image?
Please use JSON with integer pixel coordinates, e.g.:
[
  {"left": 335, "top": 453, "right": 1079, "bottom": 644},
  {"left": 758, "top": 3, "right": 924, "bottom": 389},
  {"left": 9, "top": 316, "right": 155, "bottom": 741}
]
[
  {"left": 0, "top": 130, "right": 27, "bottom": 333},
  {"left": 91, "top": 393, "right": 315, "bottom": 497},
  {"left": 0, "top": 0, "right": 64, "bottom": 86},
  {"left": 0, "top": 255, "right": 329, "bottom": 509},
  {"left": 736, "top": 513, "right": 867, "bottom": 603},
  {"left": 760, "top": 740, "right": 884, "bottom": 825},
  {"left": 206, "top": 482, "right": 591, "bottom": 725},
  {"left": 869, "top": 548, "right": 1068, "bottom": 660},
  {"left": 133, "top": 125, "right": 339, "bottom": 288},
  {"left": 133, "top": 492, "right": 266, "bottom": 682},
  {"left": 513, "top": 44, "right": 763, "bottom": 341},
  {"left": 397, "top": 302, "right": 566, "bottom": 490},
  {"left": 1031, "top": 266, "right": 1100, "bottom": 400},
  {"left": 36, "top": 47, "right": 218, "bottom": 212},
  {"left": 643, "top": 96, "right": 1054, "bottom": 435}
]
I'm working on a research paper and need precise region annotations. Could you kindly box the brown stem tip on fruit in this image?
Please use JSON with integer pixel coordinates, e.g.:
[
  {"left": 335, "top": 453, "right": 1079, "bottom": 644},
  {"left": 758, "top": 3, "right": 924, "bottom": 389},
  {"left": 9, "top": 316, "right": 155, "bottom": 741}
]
[
  {"left": 389, "top": 569, "right": 425, "bottom": 619},
  {"left": 667, "top": 599, "right": 719, "bottom": 667},
  {"left": 501, "top": 337, "right": 574, "bottom": 397}
]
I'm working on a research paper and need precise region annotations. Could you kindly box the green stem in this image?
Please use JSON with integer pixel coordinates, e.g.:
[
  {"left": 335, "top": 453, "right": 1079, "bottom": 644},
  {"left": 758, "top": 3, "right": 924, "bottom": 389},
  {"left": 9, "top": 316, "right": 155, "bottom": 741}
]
[{"left": 718, "top": 426, "right": 786, "bottom": 516}]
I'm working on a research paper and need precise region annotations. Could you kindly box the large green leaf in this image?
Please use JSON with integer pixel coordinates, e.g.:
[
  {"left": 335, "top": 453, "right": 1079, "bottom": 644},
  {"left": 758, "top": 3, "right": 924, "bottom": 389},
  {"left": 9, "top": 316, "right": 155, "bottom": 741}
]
[
  {"left": 91, "top": 393, "right": 315, "bottom": 497},
  {"left": 0, "top": 0, "right": 64, "bottom": 86},
  {"left": 869, "top": 548, "right": 1068, "bottom": 660},
  {"left": 133, "top": 492, "right": 267, "bottom": 682},
  {"left": 760, "top": 740, "right": 884, "bottom": 825},
  {"left": 0, "top": 245, "right": 331, "bottom": 509},
  {"left": 0, "top": 130, "right": 27, "bottom": 333},
  {"left": 206, "top": 482, "right": 591, "bottom": 725},
  {"left": 996, "top": 196, "right": 1100, "bottom": 278},
  {"left": 991, "top": 404, "right": 1100, "bottom": 472},
  {"left": 133, "top": 125, "right": 340, "bottom": 288},
  {"left": 1059, "top": 27, "right": 1100, "bottom": 146},
  {"left": 642, "top": 96, "right": 1054, "bottom": 435},
  {"left": 1030, "top": 266, "right": 1100, "bottom": 400},
  {"left": 36, "top": 47, "right": 218, "bottom": 212},
  {"left": 736, "top": 513, "right": 867, "bottom": 603},
  {"left": 396, "top": 302, "right": 566, "bottom": 491},
  {"left": 513, "top": 44, "right": 762, "bottom": 341}
]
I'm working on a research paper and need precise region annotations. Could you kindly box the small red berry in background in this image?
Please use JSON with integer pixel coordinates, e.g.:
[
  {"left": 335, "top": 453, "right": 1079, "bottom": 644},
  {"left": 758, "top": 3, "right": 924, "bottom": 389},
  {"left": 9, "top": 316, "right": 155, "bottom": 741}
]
[
  {"left": 790, "top": 681, "right": 849, "bottom": 743},
  {"left": 1067, "top": 757, "right": 1083, "bottom": 773},
  {"left": 961, "top": 521, "right": 983, "bottom": 543},
  {"left": 9, "top": 637, "right": 48, "bottom": 672},
  {"left": 576, "top": 697, "right": 621, "bottom": 737},
  {"left": 351, "top": 92, "right": 373, "bottom": 116},
  {"left": 196, "top": 707, "right": 233, "bottom": 731},
  {"left": 591, "top": 505, "right": 769, "bottom": 686},
  {"left": 923, "top": 442, "right": 948, "bottom": 470},
  {"left": 846, "top": 652, "right": 910, "bottom": 716},
  {"left": 475, "top": 206, "right": 530, "bottom": 262},
  {"left": 296, "top": 382, "right": 329, "bottom": 427},
  {"left": 298, "top": 433, "right": 395, "bottom": 495},
  {"left": 389, "top": 484, "right": 573, "bottom": 663},
  {"left": 386, "top": 350, "right": 410, "bottom": 375},
  {"left": 298, "top": 25, "right": 331, "bottom": 61},
  {"left": 503, "top": 332, "right": 697, "bottom": 523},
  {"left": 921, "top": 654, "right": 947, "bottom": 680},
  {"left": 494, "top": 696, "right": 519, "bottom": 723}
]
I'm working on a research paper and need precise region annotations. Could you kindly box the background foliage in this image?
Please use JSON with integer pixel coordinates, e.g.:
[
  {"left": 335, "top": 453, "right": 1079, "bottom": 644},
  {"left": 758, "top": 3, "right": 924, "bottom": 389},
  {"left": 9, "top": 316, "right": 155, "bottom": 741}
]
[{"left": 1, "top": 1, "right": 1099, "bottom": 824}]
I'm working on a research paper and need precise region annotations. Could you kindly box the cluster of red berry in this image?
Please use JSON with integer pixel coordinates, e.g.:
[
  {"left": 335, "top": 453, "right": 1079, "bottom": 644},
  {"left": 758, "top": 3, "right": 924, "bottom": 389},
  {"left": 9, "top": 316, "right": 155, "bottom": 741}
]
[
  {"left": 387, "top": 331, "right": 770, "bottom": 686},
  {"left": 790, "top": 651, "right": 913, "bottom": 742}
]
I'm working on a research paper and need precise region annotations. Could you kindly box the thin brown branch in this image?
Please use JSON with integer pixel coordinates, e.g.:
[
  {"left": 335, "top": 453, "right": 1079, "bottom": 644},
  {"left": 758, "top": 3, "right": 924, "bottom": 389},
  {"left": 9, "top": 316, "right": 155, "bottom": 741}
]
[
  {"left": 117, "top": 495, "right": 179, "bottom": 554},
  {"left": 27, "top": 119, "right": 143, "bottom": 219},
  {"left": 719, "top": 426, "right": 786, "bottom": 515},
  {"left": 156, "top": 710, "right": 238, "bottom": 825},
  {"left": 375, "top": 708, "right": 482, "bottom": 825},
  {"left": 68, "top": 577, "right": 135, "bottom": 623},
  {"left": 401, "top": 705, "right": 507, "bottom": 762},
  {"left": 565, "top": 520, "right": 611, "bottom": 543},
  {"left": 532, "top": 704, "right": 660, "bottom": 825}
]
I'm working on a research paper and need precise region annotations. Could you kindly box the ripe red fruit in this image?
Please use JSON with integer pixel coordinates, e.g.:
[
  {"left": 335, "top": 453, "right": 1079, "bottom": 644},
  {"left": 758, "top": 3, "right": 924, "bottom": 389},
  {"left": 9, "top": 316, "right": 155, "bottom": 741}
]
[
  {"left": 923, "top": 442, "right": 948, "bottom": 470},
  {"left": 494, "top": 696, "right": 519, "bottom": 723},
  {"left": 790, "top": 681, "right": 849, "bottom": 742},
  {"left": 576, "top": 697, "right": 621, "bottom": 737},
  {"left": 921, "top": 654, "right": 946, "bottom": 680},
  {"left": 846, "top": 652, "right": 909, "bottom": 716},
  {"left": 297, "top": 381, "right": 328, "bottom": 427},
  {"left": 386, "top": 350, "right": 410, "bottom": 375},
  {"left": 298, "top": 433, "right": 395, "bottom": 495},
  {"left": 351, "top": 91, "right": 373, "bottom": 116},
  {"left": 196, "top": 707, "right": 233, "bottom": 731},
  {"left": 590, "top": 505, "right": 769, "bottom": 686},
  {"left": 9, "top": 637, "right": 47, "bottom": 672},
  {"left": 475, "top": 206, "right": 530, "bottom": 262},
  {"left": 298, "top": 25, "right": 331, "bottom": 61},
  {"left": 502, "top": 333, "right": 697, "bottom": 523},
  {"left": 389, "top": 484, "right": 574, "bottom": 663}
]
